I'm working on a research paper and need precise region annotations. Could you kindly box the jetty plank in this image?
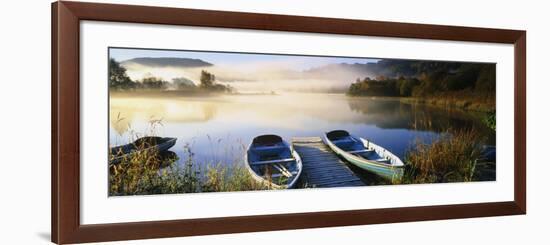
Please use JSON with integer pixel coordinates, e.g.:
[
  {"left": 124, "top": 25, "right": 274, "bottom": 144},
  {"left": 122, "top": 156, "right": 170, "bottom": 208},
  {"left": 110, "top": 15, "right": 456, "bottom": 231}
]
[{"left": 292, "top": 137, "right": 364, "bottom": 188}]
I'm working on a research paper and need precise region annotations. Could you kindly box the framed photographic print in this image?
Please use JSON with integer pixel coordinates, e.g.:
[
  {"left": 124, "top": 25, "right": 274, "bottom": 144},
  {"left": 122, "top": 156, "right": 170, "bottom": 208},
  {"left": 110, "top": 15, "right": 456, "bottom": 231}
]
[{"left": 52, "top": 1, "right": 526, "bottom": 244}]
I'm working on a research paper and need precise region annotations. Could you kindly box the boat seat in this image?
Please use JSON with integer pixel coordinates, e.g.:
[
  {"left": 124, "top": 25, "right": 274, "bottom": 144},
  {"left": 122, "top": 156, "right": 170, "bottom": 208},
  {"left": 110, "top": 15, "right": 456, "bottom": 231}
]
[
  {"left": 332, "top": 138, "right": 355, "bottom": 148},
  {"left": 250, "top": 158, "right": 295, "bottom": 165},
  {"left": 252, "top": 145, "right": 286, "bottom": 155},
  {"left": 374, "top": 158, "right": 391, "bottom": 164},
  {"left": 348, "top": 149, "right": 373, "bottom": 154}
]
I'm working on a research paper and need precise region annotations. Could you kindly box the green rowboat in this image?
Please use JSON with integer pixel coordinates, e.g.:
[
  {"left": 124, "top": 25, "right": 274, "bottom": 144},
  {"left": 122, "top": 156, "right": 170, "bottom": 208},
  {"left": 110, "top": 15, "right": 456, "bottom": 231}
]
[{"left": 323, "top": 130, "right": 404, "bottom": 181}]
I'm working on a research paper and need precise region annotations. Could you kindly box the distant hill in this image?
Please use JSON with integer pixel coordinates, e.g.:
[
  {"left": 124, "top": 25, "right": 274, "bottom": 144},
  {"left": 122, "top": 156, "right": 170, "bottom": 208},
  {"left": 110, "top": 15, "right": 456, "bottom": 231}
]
[
  {"left": 303, "top": 60, "right": 421, "bottom": 80},
  {"left": 121, "top": 57, "right": 213, "bottom": 68}
]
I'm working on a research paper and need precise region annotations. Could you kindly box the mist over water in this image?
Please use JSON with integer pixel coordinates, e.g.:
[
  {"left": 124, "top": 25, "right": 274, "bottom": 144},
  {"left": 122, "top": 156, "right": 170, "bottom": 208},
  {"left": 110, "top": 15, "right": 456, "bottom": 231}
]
[
  {"left": 121, "top": 61, "right": 375, "bottom": 93},
  {"left": 109, "top": 93, "right": 495, "bottom": 169}
]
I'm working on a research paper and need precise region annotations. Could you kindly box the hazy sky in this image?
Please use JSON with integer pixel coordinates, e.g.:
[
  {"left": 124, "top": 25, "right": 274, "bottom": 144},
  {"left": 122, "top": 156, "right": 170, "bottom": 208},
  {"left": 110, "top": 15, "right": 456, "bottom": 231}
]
[{"left": 110, "top": 48, "right": 379, "bottom": 71}]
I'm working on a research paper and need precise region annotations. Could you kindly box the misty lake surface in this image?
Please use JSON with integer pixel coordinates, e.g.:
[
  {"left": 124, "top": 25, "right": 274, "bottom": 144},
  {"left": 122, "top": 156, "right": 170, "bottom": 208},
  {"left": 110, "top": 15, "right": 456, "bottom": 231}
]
[{"left": 109, "top": 93, "right": 495, "bottom": 169}]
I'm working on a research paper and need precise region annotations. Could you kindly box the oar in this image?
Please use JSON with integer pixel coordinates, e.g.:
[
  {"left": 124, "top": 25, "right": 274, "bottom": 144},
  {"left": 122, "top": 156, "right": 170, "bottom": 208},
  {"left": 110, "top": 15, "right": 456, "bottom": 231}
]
[{"left": 273, "top": 164, "right": 292, "bottom": 178}]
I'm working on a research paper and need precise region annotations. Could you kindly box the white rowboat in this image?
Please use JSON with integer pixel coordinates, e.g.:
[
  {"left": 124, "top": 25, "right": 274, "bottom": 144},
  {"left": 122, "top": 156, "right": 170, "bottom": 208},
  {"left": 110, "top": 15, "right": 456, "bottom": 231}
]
[{"left": 323, "top": 130, "right": 404, "bottom": 181}]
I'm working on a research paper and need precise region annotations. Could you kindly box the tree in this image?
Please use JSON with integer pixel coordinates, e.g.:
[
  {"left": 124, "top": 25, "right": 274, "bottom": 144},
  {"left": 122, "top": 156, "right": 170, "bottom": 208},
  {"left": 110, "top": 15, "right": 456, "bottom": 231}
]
[
  {"left": 347, "top": 60, "right": 495, "bottom": 98},
  {"left": 475, "top": 64, "right": 496, "bottom": 92},
  {"left": 109, "top": 58, "right": 135, "bottom": 90},
  {"left": 197, "top": 70, "right": 232, "bottom": 92},
  {"left": 141, "top": 76, "right": 168, "bottom": 90},
  {"left": 399, "top": 78, "right": 420, "bottom": 96},
  {"left": 199, "top": 70, "right": 215, "bottom": 88},
  {"left": 172, "top": 77, "right": 196, "bottom": 90},
  {"left": 444, "top": 64, "right": 480, "bottom": 91}
]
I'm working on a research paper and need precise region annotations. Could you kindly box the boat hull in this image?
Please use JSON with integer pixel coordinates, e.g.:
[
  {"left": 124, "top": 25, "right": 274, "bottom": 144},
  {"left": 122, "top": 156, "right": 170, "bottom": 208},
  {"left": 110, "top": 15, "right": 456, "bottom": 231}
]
[
  {"left": 337, "top": 152, "right": 404, "bottom": 181},
  {"left": 245, "top": 137, "right": 303, "bottom": 189},
  {"left": 110, "top": 137, "right": 177, "bottom": 164},
  {"left": 245, "top": 149, "right": 303, "bottom": 189},
  {"left": 324, "top": 135, "right": 404, "bottom": 181}
]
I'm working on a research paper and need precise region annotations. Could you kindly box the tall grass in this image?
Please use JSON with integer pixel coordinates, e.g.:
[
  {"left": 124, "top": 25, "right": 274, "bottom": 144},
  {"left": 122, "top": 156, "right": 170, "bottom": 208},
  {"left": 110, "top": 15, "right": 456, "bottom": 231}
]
[
  {"left": 483, "top": 111, "right": 496, "bottom": 130},
  {"left": 400, "top": 91, "right": 495, "bottom": 112},
  {"left": 108, "top": 114, "right": 268, "bottom": 196},
  {"left": 109, "top": 145, "right": 191, "bottom": 195},
  {"left": 202, "top": 163, "right": 268, "bottom": 192},
  {"left": 109, "top": 143, "right": 271, "bottom": 196},
  {"left": 400, "top": 128, "right": 485, "bottom": 184}
]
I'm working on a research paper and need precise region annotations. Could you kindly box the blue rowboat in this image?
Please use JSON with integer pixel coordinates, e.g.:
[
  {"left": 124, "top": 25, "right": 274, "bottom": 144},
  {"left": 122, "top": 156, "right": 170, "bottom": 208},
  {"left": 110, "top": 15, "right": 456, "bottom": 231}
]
[
  {"left": 109, "top": 136, "right": 177, "bottom": 164},
  {"left": 245, "top": 135, "right": 303, "bottom": 189},
  {"left": 323, "top": 130, "right": 404, "bottom": 181}
]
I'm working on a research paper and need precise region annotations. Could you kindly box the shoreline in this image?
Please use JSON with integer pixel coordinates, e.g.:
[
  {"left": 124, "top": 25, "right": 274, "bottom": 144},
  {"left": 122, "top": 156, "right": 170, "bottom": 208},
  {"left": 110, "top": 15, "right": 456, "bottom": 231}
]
[
  {"left": 347, "top": 95, "right": 495, "bottom": 113},
  {"left": 398, "top": 97, "right": 495, "bottom": 112},
  {"left": 111, "top": 90, "right": 495, "bottom": 112},
  {"left": 110, "top": 90, "right": 282, "bottom": 98}
]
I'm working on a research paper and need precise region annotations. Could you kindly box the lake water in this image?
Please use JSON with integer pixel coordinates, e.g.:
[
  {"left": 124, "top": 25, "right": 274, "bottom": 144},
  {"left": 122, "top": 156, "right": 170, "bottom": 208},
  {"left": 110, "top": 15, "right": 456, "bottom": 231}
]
[{"left": 109, "top": 93, "right": 495, "bottom": 168}]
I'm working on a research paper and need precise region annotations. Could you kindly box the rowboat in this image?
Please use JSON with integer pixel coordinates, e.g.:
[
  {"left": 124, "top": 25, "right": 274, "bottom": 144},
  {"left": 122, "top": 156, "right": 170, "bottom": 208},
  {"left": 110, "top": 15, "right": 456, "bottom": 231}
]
[
  {"left": 109, "top": 136, "right": 177, "bottom": 164},
  {"left": 245, "top": 135, "right": 303, "bottom": 189},
  {"left": 323, "top": 130, "right": 404, "bottom": 181}
]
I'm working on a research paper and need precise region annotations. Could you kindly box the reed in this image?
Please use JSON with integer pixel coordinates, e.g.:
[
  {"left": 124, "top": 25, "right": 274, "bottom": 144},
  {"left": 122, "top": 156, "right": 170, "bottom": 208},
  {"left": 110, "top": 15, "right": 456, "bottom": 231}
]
[
  {"left": 109, "top": 144, "right": 190, "bottom": 195},
  {"left": 109, "top": 116, "right": 268, "bottom": 195},
  {"left": 109, "top": 144, "right": 272, "bottom": 196},
  {"left": 483, "top": 111, "right": 496, "bottom": 130},
  {"left": 400, "top": 91, "right": 495, "bottom": 112},
  {"left": 400, "top": 128, "right": 484, "bottom": 184},
  {"left": 202, "top": 163, "right": 267, "bottom": 192}
]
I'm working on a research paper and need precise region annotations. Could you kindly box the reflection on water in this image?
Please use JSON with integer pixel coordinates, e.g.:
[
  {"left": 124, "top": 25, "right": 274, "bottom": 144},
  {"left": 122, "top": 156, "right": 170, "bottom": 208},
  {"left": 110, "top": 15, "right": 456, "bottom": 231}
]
[
  {"left": 347, "top": 97, "right": 494, "bottom": 135},
  {"left": 109, "top": 93, "right": 495, "bottom": 168}
]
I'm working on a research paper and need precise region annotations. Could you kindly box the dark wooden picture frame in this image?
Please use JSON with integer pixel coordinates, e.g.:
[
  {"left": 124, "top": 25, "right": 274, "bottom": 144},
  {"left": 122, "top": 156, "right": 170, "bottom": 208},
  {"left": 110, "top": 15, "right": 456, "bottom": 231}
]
[{"left": 51, "top": 1, "right": 526, "bottom": 244}]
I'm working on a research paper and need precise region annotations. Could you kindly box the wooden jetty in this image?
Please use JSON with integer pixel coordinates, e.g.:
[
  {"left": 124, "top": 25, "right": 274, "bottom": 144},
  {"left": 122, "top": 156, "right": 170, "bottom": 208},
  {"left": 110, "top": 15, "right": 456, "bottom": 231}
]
[{"left": 292, "top": 137, "right": 365, "bottom": 188}]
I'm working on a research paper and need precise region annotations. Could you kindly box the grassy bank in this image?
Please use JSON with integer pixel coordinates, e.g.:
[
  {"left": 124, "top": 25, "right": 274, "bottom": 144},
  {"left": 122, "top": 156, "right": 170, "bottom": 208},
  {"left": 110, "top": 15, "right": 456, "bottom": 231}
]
[
  {"left": 400, "top": 128, "right": 486, "bottom": 184},
  {"left": 396, "top": 90, "right": 495, "bottom": 112},
  {"left": 109, "top": 144, "right": 267, "bottom": 196}
]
